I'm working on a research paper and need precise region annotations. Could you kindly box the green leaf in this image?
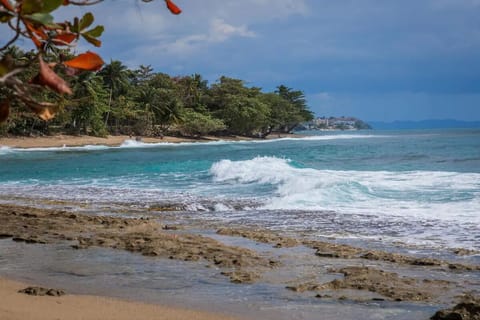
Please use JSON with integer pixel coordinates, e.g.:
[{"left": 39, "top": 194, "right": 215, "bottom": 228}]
[
  {"left": 81, "top": 33, "right": 101, "bottom": 47},
  {"left": 0, "top": 11, "right": 14, "bottom": 23},
  {"left": 79, "top": 12, "right": 94, "bottom": 31},
  {"left": 41, "top": 0, "right": 62, "bottom": 13},
  {"left": 21, "top": 0, "right": 61, "bottom": 14},
  {"left": 25, "top": 12, "right": 53, "bottom": 25},
  {"left": 22, "top": 0, "right": 42, "bottom": 14},
  {"left": 0, "top": 63, "right": 8, "bottom": 77},
  {"left": 71, "top": 17, "right": 79, "bottom": 33},
  {"left": 83, "top": 25, "right": 104, "bottom": 38},
  {"left": 0, "top": 56, "right": 14, "bottom": 77}
]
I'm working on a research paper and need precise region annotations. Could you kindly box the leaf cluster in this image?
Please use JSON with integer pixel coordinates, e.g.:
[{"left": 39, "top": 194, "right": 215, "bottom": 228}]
[{"left": 0, "top": 0, "right": 181, "bottom": 123}]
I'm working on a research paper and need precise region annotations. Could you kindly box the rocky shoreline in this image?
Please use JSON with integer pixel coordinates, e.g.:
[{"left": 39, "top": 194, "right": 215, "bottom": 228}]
[{"left": 0, "top": 203, "right": 479, "bottom": 319}]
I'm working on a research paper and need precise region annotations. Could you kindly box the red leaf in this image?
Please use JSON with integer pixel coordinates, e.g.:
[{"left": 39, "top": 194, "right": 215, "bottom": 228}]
[
  {"left": 0, "top": 101, "right": 9, "bottom": 123},
  {"left": 25, "top": 22, "right": 48, "bottom": 40},
  {"left": 165, "top": 0, "right": 181, "bottom": 15},
  {"left": 33, "top": 57, "right": 72, "bottom": 95},
  {"left": 25, "top": 22, "right": 48, "bottom": 49},
  {"left": 25, "top": 101, "right": 57, "bottom": 121},
  {"left": 63, "top": 51, "right": 104, "bottom": 71},
  {"left": 0, "top": 0, "right": 14, "bottom": 11},
  {"left": 52, "top": 33, "right": 77, "bottom": 46},
  {"left": 29, "top": 36, "right": 42, "bottom": 49}
]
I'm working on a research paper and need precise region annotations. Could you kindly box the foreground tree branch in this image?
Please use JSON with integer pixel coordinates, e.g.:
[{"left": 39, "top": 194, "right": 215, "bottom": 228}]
[{"left": 0, "top": 0, "right": 182, "bottom": 123}]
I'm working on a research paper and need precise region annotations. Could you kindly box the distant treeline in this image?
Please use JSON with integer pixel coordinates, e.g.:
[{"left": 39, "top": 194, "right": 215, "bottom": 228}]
[{"left": 0, "top": 46, "right": 313, "bottom": 138}]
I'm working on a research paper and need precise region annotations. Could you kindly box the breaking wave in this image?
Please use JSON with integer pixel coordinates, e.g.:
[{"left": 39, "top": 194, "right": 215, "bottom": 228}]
[{"left": 210, "top": 156, "right": 480, "bottom": 223}]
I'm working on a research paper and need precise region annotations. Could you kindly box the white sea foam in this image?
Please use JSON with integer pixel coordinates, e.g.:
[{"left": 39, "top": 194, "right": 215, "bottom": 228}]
[
  {"left": 210, "top": 156, "right": 480, "bottom": 223},
  {"left": 0, "top": 134, "right": 389, "bottom": 155},
  {"left": 0, "top": 146, "right": 12, "bottom": 155},
  {"left": 275, "top": 134, "right": 391, "bottom": 141},
  {"left": 0, "top": 139, "right": 233, "bottom": 154},
  {"left": 119, "top": 139, "right": 165, "bottom": 148},
  {"left": 213, "top": 203, "right": 234, "bottom": 212},
  {"left": 217, "top": 134, "right": 391, "bottom": 145},
  {"left": 0, "top": 144, "right": 111, "bottom": 153}
]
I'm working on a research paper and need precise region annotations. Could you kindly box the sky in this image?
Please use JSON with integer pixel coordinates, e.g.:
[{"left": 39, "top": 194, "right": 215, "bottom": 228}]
[{"left": 4, "top": 0, "right": 480, "bottom": 121}]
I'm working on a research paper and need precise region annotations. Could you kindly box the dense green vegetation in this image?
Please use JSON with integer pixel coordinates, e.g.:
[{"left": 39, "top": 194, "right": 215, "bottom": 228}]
[{"left": 0, "top": 47, "right": 313, "bottom": 138}]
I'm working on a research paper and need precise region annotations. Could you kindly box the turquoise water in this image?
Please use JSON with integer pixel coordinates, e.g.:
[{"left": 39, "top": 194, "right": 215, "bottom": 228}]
[{"left": 1, "top": 129, "right": 479, "bottom": 250}]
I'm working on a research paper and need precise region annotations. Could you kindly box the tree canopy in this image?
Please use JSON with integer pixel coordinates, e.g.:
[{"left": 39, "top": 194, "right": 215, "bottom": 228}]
[
  {"left": 1, "top": 48, "right": 314, "bottom": 137},
  {"left": 0, "top": 0, "right": 314, "bottom": 138}
]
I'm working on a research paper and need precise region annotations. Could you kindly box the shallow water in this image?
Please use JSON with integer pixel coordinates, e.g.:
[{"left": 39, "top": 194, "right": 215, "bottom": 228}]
[
  {"left": 1, "top": 130, "right": 479, "bottom": 249},
  {"left": 0, "top": 239, "right": 442, "bottom": 320},
  {"left": 1, "top": 129, "right": 479, "bottom": 318}
]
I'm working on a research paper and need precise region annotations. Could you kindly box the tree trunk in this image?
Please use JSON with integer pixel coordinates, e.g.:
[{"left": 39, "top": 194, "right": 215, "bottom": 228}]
[
  {"left": 104, "top": 87, "right": 113, "bottom": 127},
  {"left": 259, "top": 125, "right": 273, "bottom": 139}
]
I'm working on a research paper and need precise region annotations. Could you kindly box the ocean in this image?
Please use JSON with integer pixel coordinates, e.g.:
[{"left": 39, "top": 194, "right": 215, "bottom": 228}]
[{"left": 1, "top": 129, "right": 479, "bottom": 254}]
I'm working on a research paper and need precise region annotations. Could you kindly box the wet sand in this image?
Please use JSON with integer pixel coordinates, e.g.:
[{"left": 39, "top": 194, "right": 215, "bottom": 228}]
[{"left": 0, "top": 277, "right": 239, "bottom": 320}]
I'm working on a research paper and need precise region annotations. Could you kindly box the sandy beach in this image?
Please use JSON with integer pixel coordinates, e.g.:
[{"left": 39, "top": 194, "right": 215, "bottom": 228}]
[
  {"left": 0, "top": 134, "right": 227, "bottom": 148},
  {"left": 0, "top": 277, "right": 239, "bottom": 320},
  {"left": 0, "top": 133, "right": 299, "bottom": 149}
]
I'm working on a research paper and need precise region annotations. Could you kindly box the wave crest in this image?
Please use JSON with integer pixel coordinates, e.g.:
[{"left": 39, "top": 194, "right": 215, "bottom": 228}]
[{"left": 210, "top": 156, "right": 480, "bottom": 222}]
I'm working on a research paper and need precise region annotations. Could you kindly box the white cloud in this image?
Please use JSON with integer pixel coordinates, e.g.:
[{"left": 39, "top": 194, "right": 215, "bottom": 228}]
[
  {"left": 210, "top": 19, "right": 256, "bottom": 42},
  {"left": 156, "top": 18, "right": 256, "bottom": 56},
  {"left": 66, "top": 0, "right": 307, "bottom": 65}
]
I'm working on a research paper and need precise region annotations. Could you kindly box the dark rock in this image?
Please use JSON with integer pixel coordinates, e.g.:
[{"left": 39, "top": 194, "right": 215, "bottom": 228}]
[
  {"left": 162, "top": 225, "right": 179, "bottom": 230},
  {"left": 449, "top": 264, "right": 474, "bottom": 271},
  {"left": 361, "top": 252, "right": 380, "bottom": 260},
  {"left": 19, "top": 286, "right": 65, "bottom": 297},
  {"left": 12, "top": 236, "right": 43, "bottom": 244},
  {"left": 315, "top": 251, "right": 340, "bottom": 258},
  {"left": 431, "top": 300, "right": 480, "bottom": 320},
  {"left": 453, "top": 249, "right": 479, "bottom": 256},
  {"left": 221, "top": 270, "right": 259, "bottom": 284},
  {"left": 286, "top": 283, "right": 319, "bottom": 293},
  {"left": 411, "top": 259, "right": 437, "bottom": 266},
  {"left": 20, "top": 213, "right": 38, "bottom": 218}
]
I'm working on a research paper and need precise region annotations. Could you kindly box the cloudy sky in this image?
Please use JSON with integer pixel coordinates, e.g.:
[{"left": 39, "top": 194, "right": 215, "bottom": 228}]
[{"left": 6, "top": 0, "right": 480, "bottom": 121}]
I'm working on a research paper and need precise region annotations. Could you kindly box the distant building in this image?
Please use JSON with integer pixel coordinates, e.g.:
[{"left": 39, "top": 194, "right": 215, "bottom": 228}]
[
  {"left": 298, "top": 116, "right": 371, "bottom": 131},
  {"left": 312, "top": 118, "right": 329, "bottom": 126}
]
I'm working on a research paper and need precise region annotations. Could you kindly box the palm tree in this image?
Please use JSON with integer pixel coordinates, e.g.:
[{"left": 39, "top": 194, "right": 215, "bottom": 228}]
[
  {"left": 1, "top": 45, "right": 24, "bottom": 60},
  {"left": 70, "top": 73, "right": 108, "bottom": 136},
  {"left": 134, "top": 64, "right": 154, "bottom": 84},
  {"left": 176, "top": 73, "right": 208, "bottom": 111},
  {"left": 98, "top": 60, "right": 129, "bottom": 127}
]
